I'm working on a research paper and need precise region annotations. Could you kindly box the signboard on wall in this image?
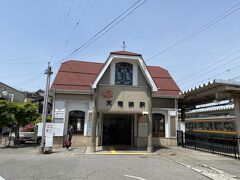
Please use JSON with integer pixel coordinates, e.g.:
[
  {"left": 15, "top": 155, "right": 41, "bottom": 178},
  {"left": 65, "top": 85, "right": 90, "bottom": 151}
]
[
  {"left": 138, "top": 123, "right": 148, "bottom": 137},
  {"left": 54, "top": 109, "right": 65, "bottom": 119},
  {"left": 37, "top": 123, "right": 64, "bottom": 137},
  {"left": 87, "top": 121, "right": 92, "bottom": 136}
]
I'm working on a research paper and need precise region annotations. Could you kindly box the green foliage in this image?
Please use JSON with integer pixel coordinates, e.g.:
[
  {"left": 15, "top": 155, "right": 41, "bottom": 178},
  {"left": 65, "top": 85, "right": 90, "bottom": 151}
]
[
  {"left": 0, "top": 100, "right": 13, "bottom": 127},
  {"left": 34, "top": 115, "right": 52, "bottom": 125},
  {"left": 0, "top": 100, "right": 39, "bottom": 138},
  {"left": 8, "top": 101, "right": 39, "bottom": 126}
]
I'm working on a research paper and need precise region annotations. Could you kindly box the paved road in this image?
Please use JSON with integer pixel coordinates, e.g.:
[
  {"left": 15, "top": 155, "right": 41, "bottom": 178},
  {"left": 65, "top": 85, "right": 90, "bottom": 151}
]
[{"left": 0, "top": 147, "right": 208, "bottom": 180}]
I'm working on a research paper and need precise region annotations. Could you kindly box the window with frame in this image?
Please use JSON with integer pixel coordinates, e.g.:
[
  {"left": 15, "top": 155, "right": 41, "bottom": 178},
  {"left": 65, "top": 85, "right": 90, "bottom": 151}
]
[
  {"left": 140, "top": 102, "right": 145, "bottom": 108},
  {"left": 129, "top": 102, "right": 134, "bottom": 108},
  {"left": 115, "top": 62, "right": 133, "bottom": 85},
  {"left": 118, "top": 101, "right": 123, "bottom": 107},
  {"left": 152, "top": 113, "right": 165, "bottom": 137}
]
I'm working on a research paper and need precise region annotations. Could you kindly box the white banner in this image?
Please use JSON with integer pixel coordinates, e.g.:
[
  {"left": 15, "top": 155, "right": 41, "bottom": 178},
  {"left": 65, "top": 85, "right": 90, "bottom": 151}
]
[
  {"left": 37, "top": 123, "right": 64, "bottom": 137},
  {"left": 45, "top": 123, "right": 53, "bottom": 148}
]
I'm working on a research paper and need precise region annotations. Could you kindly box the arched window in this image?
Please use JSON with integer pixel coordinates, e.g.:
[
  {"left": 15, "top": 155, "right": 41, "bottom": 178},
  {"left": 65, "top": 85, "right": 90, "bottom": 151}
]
[
  {"left": 115, "top": 62, "right": 133, "bottom": 85},
  {"left": 68, "top": 110, "right": 85, "bottom": 134},
  {"left": 152, "top": 113, "right": 165, "bottom": 137}
]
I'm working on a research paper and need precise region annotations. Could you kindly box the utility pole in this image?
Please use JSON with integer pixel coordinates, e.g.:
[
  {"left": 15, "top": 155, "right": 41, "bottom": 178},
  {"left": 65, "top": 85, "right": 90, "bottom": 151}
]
[{"left": 40, "top": 62, "right": 53, "bottom": 154}]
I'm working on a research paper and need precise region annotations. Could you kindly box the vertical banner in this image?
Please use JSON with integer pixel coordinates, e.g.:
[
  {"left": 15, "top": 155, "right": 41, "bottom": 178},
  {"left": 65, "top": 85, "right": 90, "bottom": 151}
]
[{"left": 45, "top": 123, "right": 53, "bottom": 148}]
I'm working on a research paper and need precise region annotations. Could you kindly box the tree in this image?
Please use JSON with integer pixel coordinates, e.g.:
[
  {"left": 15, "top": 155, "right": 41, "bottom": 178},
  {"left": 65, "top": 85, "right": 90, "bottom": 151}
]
[
  {"left": 0, "top": 100, "right": 13, "bottom": 128},
  {"left": 8, "top": 101, "right": 38, "bottom": 140},
  {"left": 34, "top": 115, "right": 52, "bottom": 125}
]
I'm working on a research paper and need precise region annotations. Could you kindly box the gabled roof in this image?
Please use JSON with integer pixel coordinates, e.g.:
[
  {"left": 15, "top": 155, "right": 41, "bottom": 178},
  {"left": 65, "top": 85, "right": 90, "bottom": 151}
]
[
  {"left": 110, "top": 51, "right": 142, "bottom": 57},
  {"left": 51, "top": 60, "right": 180, "bottom": 97},
  {"left": 91, "top": 52, "right": 158, "bottom": 91}
]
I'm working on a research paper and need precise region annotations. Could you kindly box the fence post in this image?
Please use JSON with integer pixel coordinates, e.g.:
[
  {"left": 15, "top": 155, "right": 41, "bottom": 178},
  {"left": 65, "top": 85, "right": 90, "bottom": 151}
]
[
  {"left": 238, "top": 137, "right": 240, "bottom": 159},
  {"left": 211, "top": 134, "right": 214, "bottom": 154},
  {"left": 234, "top": 137, "right": 237, "bottom": 159},
  {"left": 194, "top": 133, "right": 197, "bottom": 150},
  {"left": 181, "top": 131, "right": 184, "bottom": 148}
]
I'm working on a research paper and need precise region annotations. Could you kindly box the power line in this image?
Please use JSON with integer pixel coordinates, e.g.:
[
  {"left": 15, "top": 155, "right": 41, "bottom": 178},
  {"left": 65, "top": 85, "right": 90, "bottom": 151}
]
[
  {"left": 14, "top": 72, "right": 45, "bottom": 88},
  {"left": 178, "top": 48, "right": 240, "bottom": 84},
  {"left": 0, "top": 73, "right": 36, "bottom": 78},
  {"left": 52, "top": 0, "right": 148, "bottom": 67},
  {"left": 179, "top": 53, "right": 240, "bottom": 86},
  {"left": 52, "top": 0, "right": 92, "bottom": 62},
  {"left": 0, "top": 49, "right": 75, "bottom": 63},
  {"left": 145, "top": 1, "right": 240, "bottom": 62},
  {"left": 176, "top": 30, "right": 240, "bottom": 83},
  {"left": 182, "top": 62, "right": 240, "bottom": 90},
  {"left": 64, "top": 0, "right": 92, "bottom": 46},
  {"left": 14, "top": 0, "right": 148, "bottom": 88},
  {"left": 50, "top": 0, "right": 75, "bottom": 63},
  {"left": 230, "top": 75, "right": 240, "bottom": 80}
]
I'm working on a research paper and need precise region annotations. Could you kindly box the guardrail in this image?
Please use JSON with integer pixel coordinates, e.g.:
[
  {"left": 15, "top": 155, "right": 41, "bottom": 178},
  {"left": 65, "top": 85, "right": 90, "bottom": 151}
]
[{"left": 177, "top": 130, "right": 240, "bottom": 159}]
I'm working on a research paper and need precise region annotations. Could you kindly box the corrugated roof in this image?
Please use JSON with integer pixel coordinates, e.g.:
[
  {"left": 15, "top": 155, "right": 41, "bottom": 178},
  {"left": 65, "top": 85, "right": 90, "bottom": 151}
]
[{"left": 51, "top": 60, "right": 180, "bottom": 97}]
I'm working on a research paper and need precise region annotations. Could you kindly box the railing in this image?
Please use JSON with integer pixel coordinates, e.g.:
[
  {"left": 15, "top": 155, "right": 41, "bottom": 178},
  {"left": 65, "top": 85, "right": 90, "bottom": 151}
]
[{"left": 177, "top": 130, "right": 240, "bottom": 159}]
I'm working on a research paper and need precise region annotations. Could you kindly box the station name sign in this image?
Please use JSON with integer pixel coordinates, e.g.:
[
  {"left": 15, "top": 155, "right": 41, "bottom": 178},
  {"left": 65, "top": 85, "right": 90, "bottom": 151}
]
[{"left": 101, "top": 89, "right": 113, "bottom": 98}]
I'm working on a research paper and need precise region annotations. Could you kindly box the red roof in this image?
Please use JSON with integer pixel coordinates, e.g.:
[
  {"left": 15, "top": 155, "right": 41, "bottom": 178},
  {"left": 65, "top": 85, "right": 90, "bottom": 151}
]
[
  {"left": 51, "top": 60, "right": 180, "bottom": 97},
  {"left": 110, "top": 51, "right": 142, "bottom": 57}
]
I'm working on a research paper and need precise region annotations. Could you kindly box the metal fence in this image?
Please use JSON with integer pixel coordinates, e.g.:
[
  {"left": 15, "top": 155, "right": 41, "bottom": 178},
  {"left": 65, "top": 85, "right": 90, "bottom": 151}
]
[{"left": 177, "top": 130, "right": 240, "bottom": 159}]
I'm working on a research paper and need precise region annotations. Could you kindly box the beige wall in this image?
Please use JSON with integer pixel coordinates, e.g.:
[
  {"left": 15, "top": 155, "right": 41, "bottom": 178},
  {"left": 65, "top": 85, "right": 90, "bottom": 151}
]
[
  {"left": 138, "top": 67, "right": 148, "bottom": 86},
  {"left": 97, "top": 85, "right": 150, "bottom": 113},
  {"left": 99, "top": 66, "right": 110, "bottom": 84}
]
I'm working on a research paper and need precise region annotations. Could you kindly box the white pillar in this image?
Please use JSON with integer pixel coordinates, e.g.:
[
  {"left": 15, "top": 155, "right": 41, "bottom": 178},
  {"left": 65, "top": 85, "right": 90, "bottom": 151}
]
[
  {"left": 234, "top": 98, "right": 240, "bottom": 132},
  {"left": 234, "top": 97, "right": 240, "bottom": 154}
]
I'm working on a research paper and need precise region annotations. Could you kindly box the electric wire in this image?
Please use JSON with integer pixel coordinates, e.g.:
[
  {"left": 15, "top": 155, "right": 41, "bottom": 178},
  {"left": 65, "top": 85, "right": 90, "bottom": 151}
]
[
  {"left": 14, "top": 0, "right": 148, "bottom": 88},
  {"left": 50, "top": 0, "right": 75, "bottom": 63},
  {"left": 52, "top": 0, "right": 92, "bottom": 63},
  {"left": 182, "top": 61, "right": 240, "bottom": 90},
  {"left": 52, "top": 0, "right": 147, "bottom": 67},
  {"left": 178, "top": 49, "right": 240, "bottom": 85},
  {"left": 145, "top": 1, "right": 240, "bottom": 62},
  {"left": 230, "top": 75, "right": 240, "bottom": 80},
  {"left": 176, "top": 30, "right": 240, "bottom": 83}
]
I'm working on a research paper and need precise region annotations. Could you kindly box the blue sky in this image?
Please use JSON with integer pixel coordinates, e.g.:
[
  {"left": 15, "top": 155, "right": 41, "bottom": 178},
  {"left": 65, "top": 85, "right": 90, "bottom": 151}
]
[{"left": 0, "top": 0, "right": 240, "bottom": 92}]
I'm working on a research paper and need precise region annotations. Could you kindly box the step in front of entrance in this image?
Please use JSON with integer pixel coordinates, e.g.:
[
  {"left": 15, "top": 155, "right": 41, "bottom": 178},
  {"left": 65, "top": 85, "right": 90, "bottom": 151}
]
[{"left": 86, "top": 146, "right": 150, "bottom": 155}]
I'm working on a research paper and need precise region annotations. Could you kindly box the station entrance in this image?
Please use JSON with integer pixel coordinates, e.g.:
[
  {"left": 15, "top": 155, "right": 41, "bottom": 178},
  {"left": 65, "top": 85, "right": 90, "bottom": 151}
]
[{"left": 102, "top": 114, "right": 133, "bottom": 146}]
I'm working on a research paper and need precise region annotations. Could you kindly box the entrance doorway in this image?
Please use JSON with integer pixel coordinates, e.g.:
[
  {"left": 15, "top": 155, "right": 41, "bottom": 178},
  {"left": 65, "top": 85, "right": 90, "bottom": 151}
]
[
  {"left": 102, "top": 114, "right": 133, "bottom": 146},
  {"left": 68, "top": 110, "right": 85, "bottom": 134}
]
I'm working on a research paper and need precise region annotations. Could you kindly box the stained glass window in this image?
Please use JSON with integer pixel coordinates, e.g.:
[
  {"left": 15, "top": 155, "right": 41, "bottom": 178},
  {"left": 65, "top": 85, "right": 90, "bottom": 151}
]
[{"left": 115, "top": 62, "right": 133, "bottom": 85}]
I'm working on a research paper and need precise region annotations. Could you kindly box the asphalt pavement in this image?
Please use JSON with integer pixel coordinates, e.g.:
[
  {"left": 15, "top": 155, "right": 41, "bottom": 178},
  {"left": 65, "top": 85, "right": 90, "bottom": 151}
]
[{"left": 0, "top": 147, "right": 208, "bottom": 180}]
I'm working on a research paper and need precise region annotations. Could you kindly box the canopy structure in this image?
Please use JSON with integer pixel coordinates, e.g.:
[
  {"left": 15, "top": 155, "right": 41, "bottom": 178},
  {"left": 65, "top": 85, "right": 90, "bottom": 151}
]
[
  {"left": 179, "top": 79, "right": 240, "bottom": 110},
  {"left": 179, "top": 79, "right": 240, "bottom": 132}
]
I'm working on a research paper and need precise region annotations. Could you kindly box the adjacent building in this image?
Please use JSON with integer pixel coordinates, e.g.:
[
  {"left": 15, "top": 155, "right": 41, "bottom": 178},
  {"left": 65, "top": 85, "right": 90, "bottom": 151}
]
[
  {"left": 0, "top": 82, "right": 25, "bottom": 102},
  {"left": 51, "top": 51, "right": 181, "bottom": 152},
  {"left": 25, "top": 89, "right": 52, "bottom": 115},
  {"left": 179, "top": 79, "right": 240, "bottom": 134}
]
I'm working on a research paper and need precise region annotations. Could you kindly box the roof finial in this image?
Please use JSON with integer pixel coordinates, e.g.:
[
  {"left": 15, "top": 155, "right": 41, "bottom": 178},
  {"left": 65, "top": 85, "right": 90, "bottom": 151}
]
[{"left": 121, "top": 41, "right": 127, "bottom": 51}]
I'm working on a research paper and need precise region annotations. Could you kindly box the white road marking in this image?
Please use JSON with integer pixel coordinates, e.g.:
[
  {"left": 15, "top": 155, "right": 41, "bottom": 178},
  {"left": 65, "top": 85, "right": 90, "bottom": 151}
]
[
  {"left": 124, "top": 175, "right": 146, "bottom": 180},
  {"left": 0, "top": 176, "right": 5, "bottom": 180}
]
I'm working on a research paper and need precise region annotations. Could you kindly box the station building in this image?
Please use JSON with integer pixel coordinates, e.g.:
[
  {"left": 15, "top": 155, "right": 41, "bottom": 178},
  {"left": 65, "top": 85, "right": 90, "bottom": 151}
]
[{"left": 51, "top": 51, "right": 181, "bottom": 152}]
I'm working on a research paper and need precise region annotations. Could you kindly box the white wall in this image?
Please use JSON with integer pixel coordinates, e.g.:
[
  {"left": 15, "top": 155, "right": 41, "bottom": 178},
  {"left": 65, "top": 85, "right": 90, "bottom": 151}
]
[
  {"left": 152, "top": 108, "right": 169, "bottom": 137},
  {"left": 152, "top": 108, "right": 178, "bottom": 138},
  {"left": 54, "top": 99, "right": 92, "bottom": 136}
]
